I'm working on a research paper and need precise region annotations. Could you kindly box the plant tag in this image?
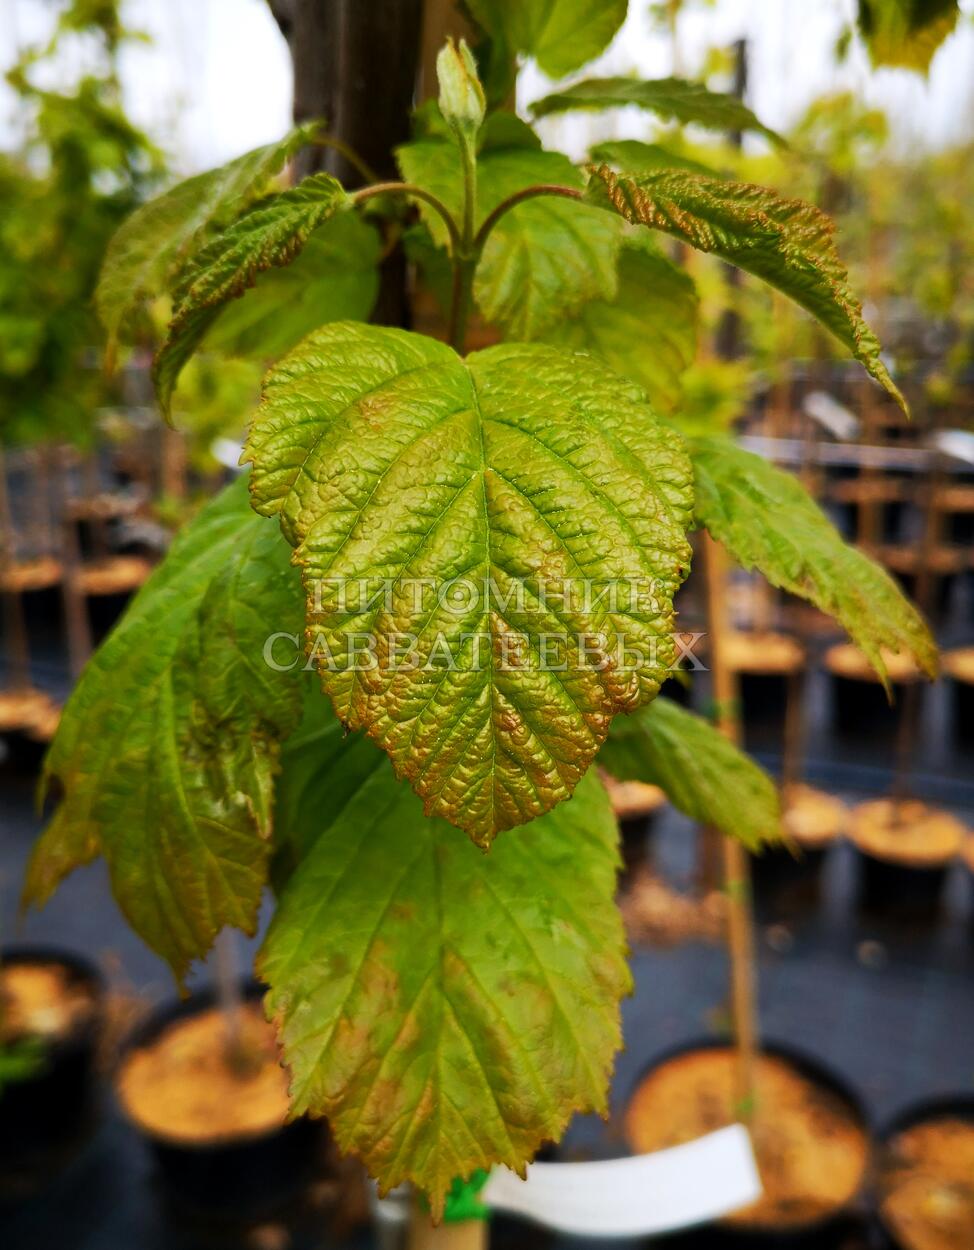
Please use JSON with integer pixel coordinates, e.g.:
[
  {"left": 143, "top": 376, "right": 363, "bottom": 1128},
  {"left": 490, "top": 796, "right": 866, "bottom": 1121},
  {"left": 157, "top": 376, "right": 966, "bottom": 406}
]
[{"left": 482, "top": 1125, "right": 761, "bottom": 1237}]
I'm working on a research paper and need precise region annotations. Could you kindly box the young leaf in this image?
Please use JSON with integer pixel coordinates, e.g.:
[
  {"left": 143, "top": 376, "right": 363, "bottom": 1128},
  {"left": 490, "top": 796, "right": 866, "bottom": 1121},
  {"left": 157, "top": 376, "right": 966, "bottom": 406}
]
[
  {"left": 24, "top": 477, "right": 305, "bottom": 980},
  {"left": 202, "top": 213, "right": 381, "bottom": 361},
  {"left": 154, "top": 173, "right": 350, "bottom": 415},
  {"left": 397, "top": 114, "right": 621, "bottom": 339},
  {"left": 243, "top": 322, "right": 694, "bottom": 847},
  {"left": 591, "top": 139, "right": 720, "bottom": 179},
  {"left": 857, "top": 0, "right": 958, "bottom": 72},
  {"left": 533, "top": 77, "right": 784, "bottom": 147},
  {"left": 96, "top": 124, "right": 318, "bottom": 346},
  {"left": 689, "top": 435, "right": 937, "bottom": 685},
  {"left": 465, "top": 0, "right": 628, "bottom": 79},
  {"left": 538, "top": 239, "right": 698, "bottom": 413},
  {"left": 600, "top": 696, "right": 780, "bottom": 850},
  {"left": 587, "top": 165, "right": 907, "bottom": 413},
  {"left": 261, "top": 736, "right": 629, "bottom": 1216}
]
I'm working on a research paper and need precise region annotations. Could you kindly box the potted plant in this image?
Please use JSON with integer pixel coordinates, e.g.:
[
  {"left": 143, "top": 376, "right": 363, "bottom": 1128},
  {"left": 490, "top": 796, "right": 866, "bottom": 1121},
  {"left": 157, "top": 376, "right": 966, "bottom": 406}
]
[{"left": 21, "top": 3, "right": 947, "bottom": 1243}]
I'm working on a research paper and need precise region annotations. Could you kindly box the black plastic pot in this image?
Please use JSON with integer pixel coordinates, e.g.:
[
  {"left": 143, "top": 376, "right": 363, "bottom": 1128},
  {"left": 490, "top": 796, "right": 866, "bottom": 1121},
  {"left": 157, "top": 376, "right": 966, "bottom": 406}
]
[
  {"left": 739, "top": 672, "right": 789, "bottom": 739},
  {"left": 946, "top": 673, "right": 974, "bottom": 748},
  {"left": 619, "top": 808, "right": 664, "bottom": 879},
  {"left": 854, "top": 850, "right": 951, "bottom": 926},
  {"left": 626, "top": 1038, "right": 872, "bottom": 1250},
  {"left": 873, "top": 1095, "right": 974, "bottom": 1250},
  {"left": 0, "top": 946, "right": 105, "bottom": 1200},
  {"left": 830, "top": 673, "right": 908, "bottom": 745},
  {"left": 117, "top": 982, "right": 323, "bottom": 1224},
  {"left": 750, "top": 844, "right": 830, "bottom": 913}
]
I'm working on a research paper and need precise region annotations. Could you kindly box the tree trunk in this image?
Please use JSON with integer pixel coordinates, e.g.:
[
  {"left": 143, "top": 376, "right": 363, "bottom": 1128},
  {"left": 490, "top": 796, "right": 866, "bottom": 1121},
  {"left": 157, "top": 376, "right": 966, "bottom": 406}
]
[{"left": 268, "top": 0, "right": 425, "bottom": 327}]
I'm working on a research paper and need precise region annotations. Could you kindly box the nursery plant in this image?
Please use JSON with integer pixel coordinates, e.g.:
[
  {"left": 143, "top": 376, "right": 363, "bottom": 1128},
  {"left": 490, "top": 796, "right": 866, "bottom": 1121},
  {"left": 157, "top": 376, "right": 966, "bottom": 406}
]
[{"left": 25, "top": 6, "right": 943, "bottom": 1226}]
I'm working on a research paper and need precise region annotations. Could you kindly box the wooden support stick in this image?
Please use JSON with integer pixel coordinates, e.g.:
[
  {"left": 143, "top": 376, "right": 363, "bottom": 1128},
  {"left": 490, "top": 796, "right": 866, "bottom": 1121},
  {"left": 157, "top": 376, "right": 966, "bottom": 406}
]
[
  {"left": 0, "top": 447, "right": 31, "bottom": 693},
  {"left": 704, "top": 533, "right": 759, "bottom": 1119}
]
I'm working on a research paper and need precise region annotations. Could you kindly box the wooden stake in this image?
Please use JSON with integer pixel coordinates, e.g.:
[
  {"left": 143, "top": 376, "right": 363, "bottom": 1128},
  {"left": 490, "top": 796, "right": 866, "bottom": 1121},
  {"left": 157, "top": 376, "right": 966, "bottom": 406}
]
[
  {"left": 54, "top": 446, "right": 92, "bottom": 678},
  {"left": 704, "top": 533, "right": 759, "bottom": 1119},
  {"left": 408, "top": 1207, "right": 487, "bottom": 1250},
  {"left": 0, "top": 447, "right": 31, "bottom": 693}
]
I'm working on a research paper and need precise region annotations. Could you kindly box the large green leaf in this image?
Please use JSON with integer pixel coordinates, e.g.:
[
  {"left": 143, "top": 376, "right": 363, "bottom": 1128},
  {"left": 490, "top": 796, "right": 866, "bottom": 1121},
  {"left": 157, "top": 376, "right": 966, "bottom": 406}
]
[
  {"left": 689, "top": 436, "right": 937, "bottom": 684},
  {"left": 590, "top": 138, "right": 720, "bottom": 179},
  {"left": 538, "top": 239, "right": 698, "bottom": 413},
  {"left": 533, "top": 77, "right": 784, "bottom": 146},
  {"left": 154, "top": 174, "right": 350, "bottom": 416},
  {"left": 24, "top": 478, "right": 305, "bottom": 980},
  {"left": 397, "top": 113, "right": 621, "bottom": 339},
  {"left": 857, "top": 0, "right": 959, "bottom": 71},
  {"left": 203, "top": 213, "right": 380, "bottom": 361},
  {"left": 243, "top": 322, "right": 693, "bottom": 847},
  {"left": 587, "top": 165, "right": 907, "bottom": 412},
  {"left": 466, "top": 0, "right": 628, "bottom": 79},
  {"left": 600, "top": 696, "right": 779, "bottom": 850},
  {"left": 261, "top": 721, "right": 629, "bottom": 1215},
  {"left": 96, "top": 124, "right": 317, "bottom": 347}
]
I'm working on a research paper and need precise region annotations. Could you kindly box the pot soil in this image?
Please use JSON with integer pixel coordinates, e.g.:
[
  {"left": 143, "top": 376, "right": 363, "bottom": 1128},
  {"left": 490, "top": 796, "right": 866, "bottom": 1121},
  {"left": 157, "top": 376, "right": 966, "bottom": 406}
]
[
  {"left": 876, "top": 1101, "right": 974, "bottom": 1250},
  {"left": 624, "top": 1044, "right": 870, "bottom": 1241},
  {"left": 723, "top": 631, "right": 805, "bottom": 744},
  {"left": 117, "top": 987, "right": 320, "bottom": 1221},
  {"left": 849, "top": 799, "right": 965, "bottom": 923},
  {"left": 0, "top": 948, "right": 104, "bottom": 1198},
  {"left": 825, "top": 643, "right": 920, "bottom": 743},
  {"left": 942, "top": 648, "right": 974, "bottom": 747},
  {"left": 602, "top": 774, "right": 667, "bottom": 876},
  {"left": 752, "top": 786, "right": 846, "bottom": 907}
]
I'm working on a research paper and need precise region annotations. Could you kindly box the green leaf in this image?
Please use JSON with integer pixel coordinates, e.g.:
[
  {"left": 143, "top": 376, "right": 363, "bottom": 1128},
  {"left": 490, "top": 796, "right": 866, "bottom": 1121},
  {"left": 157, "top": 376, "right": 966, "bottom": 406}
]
[
  {"left": 533, "top": 77, "right": 784, "bottom": 146},
  {"left": 397, "top": 113, "right": 621, "bottom": 339},
  {"left": 243, "top": 322, "right": 694, "bottom": 847},
  {"left": 261, "top": 729, "right": 629, "bottom": 1215},
  {"left": 857, "top": 0, "right": 959, "bottom": 71},
  {"left": 591, "top": 138, "right": 721, "bottom": 179},
  {"left": 600, "top": 696, "right": 780, "bottom": 851},
  {"left": 203, "top": 213, "right": 381, "bottom": 361},
  {"left": 466, "top": 0, "right": 628, "bottom": 79},
  {"left": 24, "top": 477, "right": 306, "bottom": 980},
  {"left": 153, "top": 173, "right": 350, "bottom": 416},
  {"left": 538, "top": 239, "right": 698, "bottom": 413},
  {"left": 689, "top": 435, "right": 938, "bottom": 685},
  {"left": 588, "top": 165, "right": 907, "bottom": 413},
  {"left": 96, "top": 124, "right": 318, "bottom": 346}
]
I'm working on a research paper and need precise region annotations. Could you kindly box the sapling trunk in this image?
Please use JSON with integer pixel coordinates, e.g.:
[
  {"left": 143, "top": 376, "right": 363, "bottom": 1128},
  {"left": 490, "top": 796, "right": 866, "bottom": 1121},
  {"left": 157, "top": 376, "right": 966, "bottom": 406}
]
[
  {"left": 704, "top": 533, "right": 759, "bottom": 1119},
  {"left": 55, "top": 446, "right": 92, "bottom": 679},
  {"left": 212, "top": 928, "right": 255, "bottom": 1075},
  {"left": 0, "top": 448, "right": 31, "bottom": 694},
  {"left": 409, "top": 1207, "right": 487, "bottom": 1250}
]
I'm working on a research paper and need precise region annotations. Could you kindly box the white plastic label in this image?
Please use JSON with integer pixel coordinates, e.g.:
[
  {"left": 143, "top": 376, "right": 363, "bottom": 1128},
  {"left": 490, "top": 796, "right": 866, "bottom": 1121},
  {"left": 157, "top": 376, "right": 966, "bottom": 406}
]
[{"left": 483, "top": 1125, "right": 761, "bottom": 1238}]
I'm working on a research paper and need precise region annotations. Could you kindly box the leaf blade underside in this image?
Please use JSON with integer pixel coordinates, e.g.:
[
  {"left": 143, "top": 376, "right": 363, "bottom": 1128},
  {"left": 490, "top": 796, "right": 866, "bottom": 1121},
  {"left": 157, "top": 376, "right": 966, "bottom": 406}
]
[
  {"left": 262, "top": 728, "right": 629, "bottom": 1217},
  {"left": 243, "top": 321, "right": 694, "bottom": 846},
  {"left": 689, "top": 435, "right": 937, "bottom": 685}
]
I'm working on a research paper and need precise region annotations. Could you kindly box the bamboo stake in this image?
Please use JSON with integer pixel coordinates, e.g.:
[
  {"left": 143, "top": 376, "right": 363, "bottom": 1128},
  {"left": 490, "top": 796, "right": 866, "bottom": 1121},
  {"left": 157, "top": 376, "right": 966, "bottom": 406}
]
[
  {"left": 704, "top": 533, "right": 759, "bottom": 1119},
  {"left": 0, "top": 447, "right": 31, "bottom": 693},
  {"left": 54, "top": 446, "right": 92, "bottom": 678}
]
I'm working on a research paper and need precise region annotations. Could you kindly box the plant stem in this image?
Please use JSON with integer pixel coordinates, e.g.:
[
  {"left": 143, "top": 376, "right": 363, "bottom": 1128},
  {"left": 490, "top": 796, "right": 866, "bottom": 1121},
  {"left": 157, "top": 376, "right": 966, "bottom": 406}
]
[
  {"left": 472, "top": 184, "right": 582, "bottom": 253},
  {"left": 703, "top": 533, "right": 759, "bottom": 1121},
  {"left": 408, "top": 1208, "right": 486, "bottom": 1250},
  {"left": 352, "top": 182, "right": 463, "bottom": 259}
]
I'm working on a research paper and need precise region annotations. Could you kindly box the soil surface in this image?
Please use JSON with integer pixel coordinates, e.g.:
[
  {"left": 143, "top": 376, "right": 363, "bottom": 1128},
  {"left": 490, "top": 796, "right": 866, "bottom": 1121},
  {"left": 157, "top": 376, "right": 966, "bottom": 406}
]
[
  {"left": 825, "top": 642, "right": 922, "bottom": 683},
  {"left": 943, "top": 647, "right": 974, "bottom": 685},
  {"left": 849, "top": 799, "right": 966, "bottom": 866},
  {"left": 878, "top": 1117, "right": 974, "bottom": 1250},
  {"left": 602, "top": 774, "right": 666, "bottom": 820},
  {"left": 723, "top": 630, "right": 805, "bottom": 674},
  {"left": 0, "top": 962, "right": 95, "bottom": 1042},
  {"left": 624, "top": 1047, "right": 869, "bottom": 1231},
  {"left": 783, "top": 784, "right": 847, "bottom": 849},
  {"left": 117, "top": 1003, "right": 292, "bottom": 1145},
  {"left": 75, "top": 556, "right": 152, "bottom": 596},
  {"left": 0, "top": 688, "right": 59, "bottom": 735}
]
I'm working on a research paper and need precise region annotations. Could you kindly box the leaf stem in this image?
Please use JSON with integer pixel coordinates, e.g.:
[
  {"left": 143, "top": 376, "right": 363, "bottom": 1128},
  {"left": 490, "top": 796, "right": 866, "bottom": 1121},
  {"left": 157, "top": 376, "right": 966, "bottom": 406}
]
[
  {"left": 472, "top": 184, "right": 582, "bottom": 253},
  {"left": 352, "top": 182, "right": 463, "bottom": 258}
]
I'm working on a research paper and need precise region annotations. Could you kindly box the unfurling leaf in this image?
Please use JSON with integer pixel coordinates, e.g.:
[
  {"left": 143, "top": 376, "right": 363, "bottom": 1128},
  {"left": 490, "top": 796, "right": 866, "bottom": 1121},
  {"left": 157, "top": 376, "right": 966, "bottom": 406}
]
[
  {"left": 96, "top": 124, "right": 319, "bottom": 347},
  {"left": 24, "top": 478, "right": 305, "bottom": 980},
  {"left": 154, "top": 173, "right": 350, "bottom": 416},
  {"left": 465, "top": 0, "right": 628, "bottom": 79},
  {"left": 689, "top": 436, "right": 937, "bottom": 686},
  {"left": 244, "top": 322, "right": 693, "bottom": 847},
  {"left": 587, "top": 166, "right": 907, "bottom": 413},
  {"left": 533, "top": 76, "right": 784, "bottom": 146},
  {"left": 600, "top": 696, "right": 780, "bottom": 850},
  {"left": 539, "top": 239, "right": 698, "bottom": 413},
  {"left": 397, "top": 113, "right": 621, "bottom": 339},
  {"left": 262, "top": 716, "right": 629, "bottom": 1216},
  {"left": 857, "top": 0, "right": 958, "bottom": 72}
]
